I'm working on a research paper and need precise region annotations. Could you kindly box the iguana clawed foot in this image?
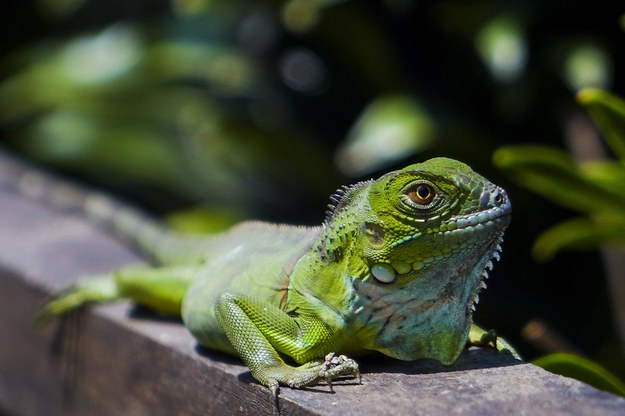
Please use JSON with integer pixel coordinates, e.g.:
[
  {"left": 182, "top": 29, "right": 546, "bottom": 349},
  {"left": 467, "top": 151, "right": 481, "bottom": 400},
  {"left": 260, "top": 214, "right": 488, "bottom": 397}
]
[
  {"left": 284, "top": 353, "right": 360, "bottom": 391},
  {"left": 317, "top": 353, "right": 361, "bottom": 392},
  {"left": 267, "top": 352, "right": 360, "bottom": 410}
]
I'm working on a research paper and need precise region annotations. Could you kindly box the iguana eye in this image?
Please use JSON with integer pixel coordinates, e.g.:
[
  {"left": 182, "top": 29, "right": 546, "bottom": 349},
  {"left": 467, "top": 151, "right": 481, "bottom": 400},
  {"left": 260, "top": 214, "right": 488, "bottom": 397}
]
[{"left": 407, "top": 183, "right": 436, "bottom": 205}]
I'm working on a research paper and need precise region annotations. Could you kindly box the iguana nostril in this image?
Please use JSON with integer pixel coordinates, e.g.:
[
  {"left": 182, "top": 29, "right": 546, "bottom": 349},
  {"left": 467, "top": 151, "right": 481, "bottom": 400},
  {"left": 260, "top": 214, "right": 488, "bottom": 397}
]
[
  {"left": 479, "top": 189, "right": 505, "bottom": 209},
  {"left": 492, "top": 190, "right": 504, "bottom": 206}
]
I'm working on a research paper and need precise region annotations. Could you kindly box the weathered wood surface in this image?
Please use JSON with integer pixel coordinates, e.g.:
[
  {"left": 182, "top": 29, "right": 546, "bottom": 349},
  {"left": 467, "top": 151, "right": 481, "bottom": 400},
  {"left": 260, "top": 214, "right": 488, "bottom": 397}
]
[{"left": 1, "top": 188, "right": 625, "bottom": 415}]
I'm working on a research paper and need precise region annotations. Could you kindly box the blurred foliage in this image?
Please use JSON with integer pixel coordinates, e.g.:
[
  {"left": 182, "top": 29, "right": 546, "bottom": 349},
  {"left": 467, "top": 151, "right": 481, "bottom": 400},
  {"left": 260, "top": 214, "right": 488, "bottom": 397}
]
[
  {"left": 336, "top": 94, "right": 435, "bottom": 175},
  {"left": 3, "top": 0, "right": 625, "bottom": 388},
  {"left": 495, "top": 87, "right": 625, "bottom": 391},
  {"left": 494, "top": 89, "right": 625, "bottom": 261}
]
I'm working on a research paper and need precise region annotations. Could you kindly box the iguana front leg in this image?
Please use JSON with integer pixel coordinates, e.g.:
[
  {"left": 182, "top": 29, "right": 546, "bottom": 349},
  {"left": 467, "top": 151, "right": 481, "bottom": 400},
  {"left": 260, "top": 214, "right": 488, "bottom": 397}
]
[{"left": 215, "top": 292, "right": 359, "bottom": 396}]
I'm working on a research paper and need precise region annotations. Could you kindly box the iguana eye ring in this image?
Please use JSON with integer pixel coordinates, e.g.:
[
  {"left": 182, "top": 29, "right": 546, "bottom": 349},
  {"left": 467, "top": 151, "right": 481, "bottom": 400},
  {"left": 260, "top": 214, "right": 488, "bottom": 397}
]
[{"left": 407, "top": 183, "right": 436, "bottom": 205}]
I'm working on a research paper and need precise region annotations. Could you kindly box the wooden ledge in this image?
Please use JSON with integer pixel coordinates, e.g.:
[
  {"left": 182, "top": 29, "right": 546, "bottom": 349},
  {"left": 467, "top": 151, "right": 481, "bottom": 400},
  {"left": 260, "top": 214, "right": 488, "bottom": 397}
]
[{"left": 1, "top": 188, "right": 625, "bottom": 415}]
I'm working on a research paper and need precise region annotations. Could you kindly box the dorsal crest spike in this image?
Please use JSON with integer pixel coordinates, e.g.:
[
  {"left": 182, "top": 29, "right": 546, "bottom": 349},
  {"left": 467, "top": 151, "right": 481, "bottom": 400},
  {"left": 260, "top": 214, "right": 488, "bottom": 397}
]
[{"left": 323, "top": 180, "right": 372, "bottom": 226}]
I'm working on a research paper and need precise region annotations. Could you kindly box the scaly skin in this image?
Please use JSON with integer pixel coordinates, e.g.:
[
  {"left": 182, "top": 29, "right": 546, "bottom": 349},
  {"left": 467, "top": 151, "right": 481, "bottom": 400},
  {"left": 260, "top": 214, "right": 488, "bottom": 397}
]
[{"left": 34, "top": 157, "right": 512, "bottom": 397}]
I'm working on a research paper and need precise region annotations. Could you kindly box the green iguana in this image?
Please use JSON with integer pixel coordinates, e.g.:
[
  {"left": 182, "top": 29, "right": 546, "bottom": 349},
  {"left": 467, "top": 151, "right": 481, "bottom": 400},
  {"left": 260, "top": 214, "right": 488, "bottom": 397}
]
[{"left": 23, "top": 156, "right": 512, "bottom": 397}]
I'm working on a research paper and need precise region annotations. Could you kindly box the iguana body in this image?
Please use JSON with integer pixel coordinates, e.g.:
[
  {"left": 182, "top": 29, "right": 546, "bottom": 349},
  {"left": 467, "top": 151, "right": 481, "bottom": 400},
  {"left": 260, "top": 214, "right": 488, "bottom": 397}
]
[{"left": 27, "top": 156, "right": 511, "bottom": 396}]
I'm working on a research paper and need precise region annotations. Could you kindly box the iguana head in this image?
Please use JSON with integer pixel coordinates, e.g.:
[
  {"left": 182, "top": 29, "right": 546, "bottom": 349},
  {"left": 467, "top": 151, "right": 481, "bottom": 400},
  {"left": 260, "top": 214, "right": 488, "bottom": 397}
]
[{"left": 325, "top": 157, "right": 511, "bottom": 364}]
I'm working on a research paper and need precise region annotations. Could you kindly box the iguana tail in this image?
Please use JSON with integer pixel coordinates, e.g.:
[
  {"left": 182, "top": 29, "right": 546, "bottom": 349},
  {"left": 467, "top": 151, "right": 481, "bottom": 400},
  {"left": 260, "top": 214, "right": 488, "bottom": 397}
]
[
  {"left": 35, "top": 264, "right": 194, "bottom": 323},
  {"left": 34, "top": 275, "right": 119, "bottom": 325},
  {"left": 0, "top": 149, "right": 210, "bottom": 265}
]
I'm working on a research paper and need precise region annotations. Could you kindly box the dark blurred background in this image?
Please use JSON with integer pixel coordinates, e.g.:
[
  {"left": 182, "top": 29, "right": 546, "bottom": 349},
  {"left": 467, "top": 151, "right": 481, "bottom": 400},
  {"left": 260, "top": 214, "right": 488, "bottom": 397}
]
[{"left": 2, "top": 0, "right": 625, "bottom": 384}]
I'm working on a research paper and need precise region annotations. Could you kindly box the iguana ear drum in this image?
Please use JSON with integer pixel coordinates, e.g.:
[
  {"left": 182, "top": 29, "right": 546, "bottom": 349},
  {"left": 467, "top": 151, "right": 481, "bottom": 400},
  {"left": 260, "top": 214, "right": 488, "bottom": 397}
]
[{"left": 362, "top": 222, "right": 385, "bottom": 246}]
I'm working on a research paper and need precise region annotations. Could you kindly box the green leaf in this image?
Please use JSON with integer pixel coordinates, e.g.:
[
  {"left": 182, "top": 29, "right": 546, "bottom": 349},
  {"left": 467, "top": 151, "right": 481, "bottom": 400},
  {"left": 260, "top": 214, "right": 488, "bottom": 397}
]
[
  {"left": 493, "top": 145, "right": 625, "bottom": 214},
  {"left": 581, "top": 160, "right": 625, "bottom": 199},
  {"left": 577, "top": 88, "right": 625, "bottom": 163},
  {"left": 533, "top": 217, "right": 625, "bottom": 261},
  {"left": 533, "top": 353, "right": 625, "bottom": 397}
]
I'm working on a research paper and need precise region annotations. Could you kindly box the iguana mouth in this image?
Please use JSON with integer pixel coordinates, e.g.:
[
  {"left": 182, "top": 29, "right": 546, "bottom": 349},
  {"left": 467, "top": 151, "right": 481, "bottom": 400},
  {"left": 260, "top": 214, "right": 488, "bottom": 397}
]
[
  {"left": 444, "top": 203, "right": 511, "bottom": 233},
  {"left": 385, "top": 204, "right": 511, "bottom": 278},
  {"left": 443, "top": 185, "right": 511, "bottom": 232}
]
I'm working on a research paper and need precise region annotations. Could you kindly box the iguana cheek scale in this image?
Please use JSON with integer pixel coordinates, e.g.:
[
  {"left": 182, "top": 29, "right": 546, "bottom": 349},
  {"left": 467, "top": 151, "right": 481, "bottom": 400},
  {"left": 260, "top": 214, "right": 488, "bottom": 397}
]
[{"left": 33, "top": 157, "right": 511, "bottom": 397}]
